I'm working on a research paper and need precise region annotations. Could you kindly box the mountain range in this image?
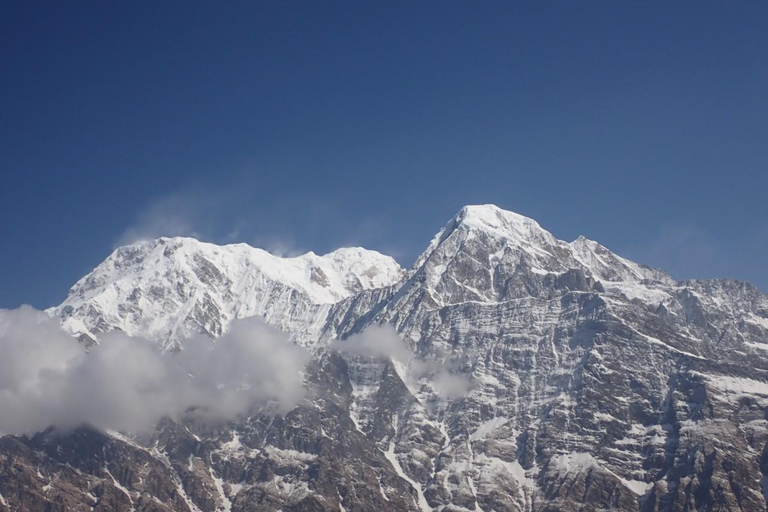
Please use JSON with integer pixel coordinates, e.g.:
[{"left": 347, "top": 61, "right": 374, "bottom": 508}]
[{"left": 2, "top": 204, "right": 768, "bottom": 512}]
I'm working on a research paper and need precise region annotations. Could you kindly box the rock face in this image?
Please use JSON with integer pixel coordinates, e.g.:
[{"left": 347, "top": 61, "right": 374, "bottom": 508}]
[{"left": 3, "top": 204, "right": 768, "bottom": 511}]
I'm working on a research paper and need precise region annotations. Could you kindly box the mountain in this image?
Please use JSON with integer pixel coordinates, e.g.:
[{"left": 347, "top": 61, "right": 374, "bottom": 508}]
[{"left": 3, "top": 204, "right": 768, "bottom": 512}]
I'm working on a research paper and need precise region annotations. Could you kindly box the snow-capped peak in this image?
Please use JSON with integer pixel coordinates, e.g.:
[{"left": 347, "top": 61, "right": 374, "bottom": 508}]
[
  {"left": 452, "top": 204, "right": 552, "bottom": 242},
  {"left": 49, "top": 236, "right": 404, "bottom": 349},
  {"left": 399, "top": 204, "right": 672, "bottom": 308}
]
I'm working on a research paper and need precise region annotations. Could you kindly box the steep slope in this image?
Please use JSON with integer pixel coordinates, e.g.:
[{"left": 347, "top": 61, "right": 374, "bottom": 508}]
[
  {"left": 48, "top": 237, "right": 404, "bottom": 349},
  {"left": 4, "top": 204, "right": 768, "bottom": 512}
]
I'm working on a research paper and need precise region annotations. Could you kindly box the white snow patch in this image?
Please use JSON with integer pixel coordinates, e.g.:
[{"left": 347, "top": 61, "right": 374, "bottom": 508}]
[
  {"left": 469, "top": 417, "right": 508, "bottom": 442},
  {"left": 210, "top": 467, "right": 232, "bottom": 512},
  {"left": 705, "top": 375, "right": 768, "bottom": 397},
  {"left": 221, "top": 432, "right": 242, "bottom": 452},
  {"left": 337, "top": 488, "right": 348, "bottom": 512},
  {"left": 264, "top": 445, "right": 317, "bottom": 463},
  {"left": 603, "top": 282, "right": 671, "bottom": 304},
  {"left": 105, "top": 468, "right": 134, "bottom": 509},
  {"left": 619, "top": 478, "right": 653, "bottom": 495},
  {"left": 745, "top": 314, "right": 768, "bottom": 330},
  {"left": 383, "top": 439, "right": 431, "bottom": 512}
]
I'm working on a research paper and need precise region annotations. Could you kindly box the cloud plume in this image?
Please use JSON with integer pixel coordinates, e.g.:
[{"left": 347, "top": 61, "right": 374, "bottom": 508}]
[{"left": 0, "top": 307, "right": 310, "bottom": 435}]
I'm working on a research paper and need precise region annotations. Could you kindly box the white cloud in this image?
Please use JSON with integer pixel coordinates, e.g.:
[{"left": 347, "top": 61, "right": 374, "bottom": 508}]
[
  {"left": 333, "top": 324, "right": 473, "bottom": 399},
  {"left": 0, "top": 307, "right": 310, "bottom": 435},
  {"left": 332, "top": 324, "right": 412, "bottom": 364},
  {"left": 432, "top": 370, "right": 473, "bottom": 399}
]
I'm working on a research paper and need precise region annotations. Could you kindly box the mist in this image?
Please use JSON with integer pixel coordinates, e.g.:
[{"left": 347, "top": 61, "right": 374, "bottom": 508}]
[
  {"left": 333, "top": 324, "right": 473, "bottom": 399},
  {"left": 0, "top": 306, "right": 310, "bottom": 435}
]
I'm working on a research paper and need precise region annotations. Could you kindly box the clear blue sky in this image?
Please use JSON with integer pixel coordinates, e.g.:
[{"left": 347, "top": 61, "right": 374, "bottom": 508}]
[{"left": 2, "top": 1, "right": 766, "bottom": 308}]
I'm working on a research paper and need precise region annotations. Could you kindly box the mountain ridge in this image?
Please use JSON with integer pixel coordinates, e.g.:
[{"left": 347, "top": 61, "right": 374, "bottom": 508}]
[
  {"left": 49, "top": 204, "right": 681, "bottom": 349},
  {"left": 4, "top": 203, "right": 765, "bottom": 512}
]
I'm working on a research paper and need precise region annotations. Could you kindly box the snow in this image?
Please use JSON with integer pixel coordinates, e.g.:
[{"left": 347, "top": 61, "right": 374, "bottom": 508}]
[
  {"left": 745, "top": 341, "right": 768, "bottom": 351},
  {"left": 619, "top": 478, "right": 653, "bottom": 495},
  {"left": 471, "top": 452, "right": 533, "bottom": 512},
  {"left": 377, "top": 475, "right": 391, "bottom": 502},
  {"left": 383, "top": 438, "right": 431, "bottom": 512},
  {"left": 550, "top": 452, "right": 652, "bottom": 496},
  {"left": 454, "top": 205, "right": 553, "bottom": 244},
  {"left": 221, "top": 432, "right": 242, "bottom": 452},
  {"left": 49, "top": 236, "right": 403, "bottom": 347},
  {"left": 349, "top": 381, "right": 377, "bottom": 434},
  {"left": 745, "top": 314, "right": 768, "bottom": 330},
  {"left": 469, "top": 417, "right": 507, "bottom": 442},
  {"left": 628, "top": 326, "right": 705, "bottom": 360},
  {"left": 210, "top": 467, "right": 232, "bottom": 512},
  {"left": 264, "top": 445, "right": 317, "bottom": 463},
  {"left": 602, "top": 281, "right": 671, "bottom": 304},
  {"left": 262, "top": 475, "right": 310, "bottom": 499},
  {"left": 337, "top": 488, "right": 348, "bottom": 512},
  {"left": 105, "top": 468, "right": 136, "bottom": 512},
  {"left": 704, "top": 375, "right": 768, "bottom": 397},
  {"left": 570, "top": 237, "right": 644, "bottom": 282}
]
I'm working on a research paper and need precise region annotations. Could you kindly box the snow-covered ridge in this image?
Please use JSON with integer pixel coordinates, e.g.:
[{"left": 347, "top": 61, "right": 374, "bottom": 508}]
[
  {"left": 451, "top": 204, "right": 556, "bottom": 246},
  {"left": 397, "top": 204, "right": 672, "bottom": 309},
  {"left": 48, "top": 236, "right": 404, "bottom": 348},
  {"left": 48, "top": 204, "right": 678, "bottom": 348},
  {"left": 68, "top": 237, "right": 402, "bottom": 303},
  {"left": 569, "top": 235, "right": 671, "bottom": 283}
]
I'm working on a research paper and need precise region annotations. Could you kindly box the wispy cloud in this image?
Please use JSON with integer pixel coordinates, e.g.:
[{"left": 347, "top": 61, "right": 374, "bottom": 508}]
[
  {"left": 116, "top": 190, "right": 210, "bottom": 246},
  {"left": 114, "top": 178, "right": 405, "bottom": 263}
]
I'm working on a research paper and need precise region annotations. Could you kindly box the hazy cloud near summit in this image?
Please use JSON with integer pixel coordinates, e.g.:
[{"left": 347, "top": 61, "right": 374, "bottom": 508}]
[
  {"left": 116, "top": 191, "right": 208, "bottom": 246},
  {"left": 114, "top": 179, "right": 411, "bottom": 267},
  {"left": 0, "top": 307, "right": 310, "bottom": 435}
]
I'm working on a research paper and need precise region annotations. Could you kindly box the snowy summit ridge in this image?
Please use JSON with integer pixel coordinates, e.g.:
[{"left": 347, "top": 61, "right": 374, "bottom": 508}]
[
  {"left": 49, "top": 236, "right": 404, "bottom": 349},
  {"left": 49, "top": 205, "right": 677, "bottom": 348}
]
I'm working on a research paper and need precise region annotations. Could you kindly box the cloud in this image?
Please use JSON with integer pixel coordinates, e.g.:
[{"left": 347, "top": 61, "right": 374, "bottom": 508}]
[
  {"left": 116, "top": 191, "right": 209, "bottom": 246},
  {"left": 332, "top": 324, "right": 412, "bottom": 364},
  {"left": 333, "top": 325, "right": 473, "bottom": 400},
  {"left": 175, "top": 318, "right": 310, "bottom": 420},
  {"left": 0, "top": 307, "right": 310, "bottom": 435},
  {"left": 114, "top": 178, "right": 408, "bottom": 270},
  {"left": 432, "top": 370, "right": 473, "bottom": 399}
]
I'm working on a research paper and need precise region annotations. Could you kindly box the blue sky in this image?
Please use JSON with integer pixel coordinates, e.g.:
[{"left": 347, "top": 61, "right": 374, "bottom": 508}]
[{"left": 2, "top": 1, "right": 766, "bottom": 308}]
